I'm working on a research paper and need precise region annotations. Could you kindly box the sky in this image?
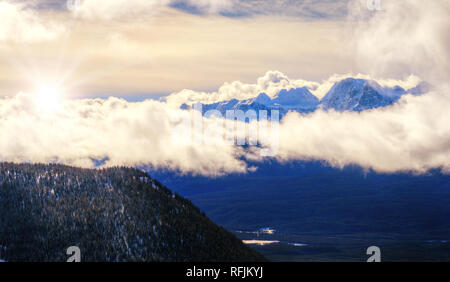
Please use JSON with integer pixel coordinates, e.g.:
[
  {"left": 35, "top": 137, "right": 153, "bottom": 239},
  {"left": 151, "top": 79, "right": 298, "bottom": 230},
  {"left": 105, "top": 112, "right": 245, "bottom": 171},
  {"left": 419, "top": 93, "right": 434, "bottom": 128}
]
[
  {"left": 1, "top": 0, "right": 361, "bottom": 98},
  {"left": 0, "top": 0, "right": 449, "bottom": 176}
]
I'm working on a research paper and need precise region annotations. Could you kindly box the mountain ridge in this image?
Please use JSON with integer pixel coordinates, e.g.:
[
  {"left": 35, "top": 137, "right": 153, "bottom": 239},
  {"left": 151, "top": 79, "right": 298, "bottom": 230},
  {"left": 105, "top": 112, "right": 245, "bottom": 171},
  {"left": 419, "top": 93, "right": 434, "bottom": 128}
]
[
  {"left": 319, "top": 78, "right": 398, "bottom": 112},
  {"left": 182, "top": 78, "right": 427, "bottom": 119},
  {"left": 0, "top": 162, "right": 265, "bottom": 262}
]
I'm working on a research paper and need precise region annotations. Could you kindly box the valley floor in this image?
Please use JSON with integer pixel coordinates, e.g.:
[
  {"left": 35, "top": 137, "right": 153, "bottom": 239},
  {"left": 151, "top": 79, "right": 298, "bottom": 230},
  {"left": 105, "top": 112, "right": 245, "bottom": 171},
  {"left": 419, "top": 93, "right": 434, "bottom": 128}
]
[{"left": 235, "top": 231, "right": 450, "bottom": 262}]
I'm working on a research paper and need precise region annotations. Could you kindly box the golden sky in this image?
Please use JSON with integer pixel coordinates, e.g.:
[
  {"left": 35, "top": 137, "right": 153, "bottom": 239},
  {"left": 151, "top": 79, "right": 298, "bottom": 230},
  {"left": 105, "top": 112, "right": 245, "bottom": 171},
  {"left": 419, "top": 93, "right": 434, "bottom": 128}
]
[{"left": 0, "top": 1, "right": 354, "bottom": 98}]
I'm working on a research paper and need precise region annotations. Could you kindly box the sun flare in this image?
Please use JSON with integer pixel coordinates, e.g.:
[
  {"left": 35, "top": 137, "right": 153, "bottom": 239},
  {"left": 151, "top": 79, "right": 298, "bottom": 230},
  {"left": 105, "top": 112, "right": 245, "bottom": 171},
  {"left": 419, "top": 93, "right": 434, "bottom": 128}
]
[{"left": 34, "top": 85, "right": 62, "bottom": 112}]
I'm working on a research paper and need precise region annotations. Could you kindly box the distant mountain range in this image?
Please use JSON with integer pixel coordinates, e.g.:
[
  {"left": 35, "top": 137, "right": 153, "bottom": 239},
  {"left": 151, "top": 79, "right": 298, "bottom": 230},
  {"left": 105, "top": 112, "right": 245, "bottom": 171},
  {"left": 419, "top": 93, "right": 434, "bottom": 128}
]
[
  {"left": 182, "top": 78, "right": 429, "bottom": 118},
  {"left": 0, "top": 163, "right": 265, "bottom": 262}
]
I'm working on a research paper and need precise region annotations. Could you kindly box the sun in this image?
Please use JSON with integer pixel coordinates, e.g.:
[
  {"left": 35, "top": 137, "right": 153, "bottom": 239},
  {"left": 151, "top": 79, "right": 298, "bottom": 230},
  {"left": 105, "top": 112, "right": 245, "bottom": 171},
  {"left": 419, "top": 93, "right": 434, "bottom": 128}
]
[{"left": 34, "top": 85, "right": 62, "bottom": 112}]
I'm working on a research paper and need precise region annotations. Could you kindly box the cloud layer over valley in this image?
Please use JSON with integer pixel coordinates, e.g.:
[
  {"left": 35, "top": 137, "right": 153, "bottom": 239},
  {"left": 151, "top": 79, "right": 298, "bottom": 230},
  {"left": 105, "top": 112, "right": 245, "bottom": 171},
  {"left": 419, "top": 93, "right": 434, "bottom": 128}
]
[{"left": 1, "top": 69, "right": 448, "bottom": 176}]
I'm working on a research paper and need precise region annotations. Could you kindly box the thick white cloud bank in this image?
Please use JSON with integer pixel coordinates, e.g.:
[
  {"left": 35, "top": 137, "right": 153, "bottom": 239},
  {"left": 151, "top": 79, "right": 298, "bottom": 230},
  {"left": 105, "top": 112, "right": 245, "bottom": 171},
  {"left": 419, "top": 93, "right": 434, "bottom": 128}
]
[
  {"left": 0, "top": 93, "right": 249, "bottom": 176},
  {"left": 0, "top": 70, "right": 448, "bottom": 176},
  {"left": 277, "top": 89, "right": 450, "bottom": 174}
]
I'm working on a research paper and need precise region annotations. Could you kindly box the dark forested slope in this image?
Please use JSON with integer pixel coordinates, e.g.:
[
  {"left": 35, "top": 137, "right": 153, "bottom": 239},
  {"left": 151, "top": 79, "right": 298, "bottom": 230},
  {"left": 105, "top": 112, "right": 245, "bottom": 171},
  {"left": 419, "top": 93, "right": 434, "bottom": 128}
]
[{"left": 0, "top": 163, "right": 264, "bottom": 262}]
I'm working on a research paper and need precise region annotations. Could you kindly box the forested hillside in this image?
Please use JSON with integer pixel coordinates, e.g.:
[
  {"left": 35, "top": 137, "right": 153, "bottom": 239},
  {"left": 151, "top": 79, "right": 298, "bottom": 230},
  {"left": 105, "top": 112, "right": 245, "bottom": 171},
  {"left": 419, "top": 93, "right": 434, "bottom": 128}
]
[{"left": 0, "top": 163, "right": 265, "bottom": 262}]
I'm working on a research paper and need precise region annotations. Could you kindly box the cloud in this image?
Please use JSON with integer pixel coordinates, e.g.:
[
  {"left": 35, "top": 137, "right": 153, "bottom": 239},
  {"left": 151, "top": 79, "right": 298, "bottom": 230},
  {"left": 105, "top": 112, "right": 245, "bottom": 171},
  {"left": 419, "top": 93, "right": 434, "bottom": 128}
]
[
  {"left": 164, "top": 70, "right": 422, "bottom": 106},
  {"left": 172, "top": 0, "right": 233, "bottom": 14},
  {"left": 68, "top": 0, "right": 169, "bottom": 20},
  {"left": 0, "top": 92, "right": 249, "bottom": 176},
  {"left": 0, "top": 69, "right": 443, "bottom": 177},
  {"left": 231, "top": 0, "right": 349, "bottom": 19},
  {"left": 273, "top": 0, "right": 450, "bottom": 173},
  {"left": 68, "top": 0, "right": 234, "bottom": 20},
  {"left": 164, "top": 70, "right": 320, "bottom": 105},
  {"left": 0, "top": 1, "right": 65, "bottom": 42},
  {"left": 32, "top": 0, "right": 349, "bottom": 19},
  {"left": 348, "top": 0, "right": 450, "bottom": 85},
  {"left": 276, "top": 89, "right": 450, "bottom": 174}
]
